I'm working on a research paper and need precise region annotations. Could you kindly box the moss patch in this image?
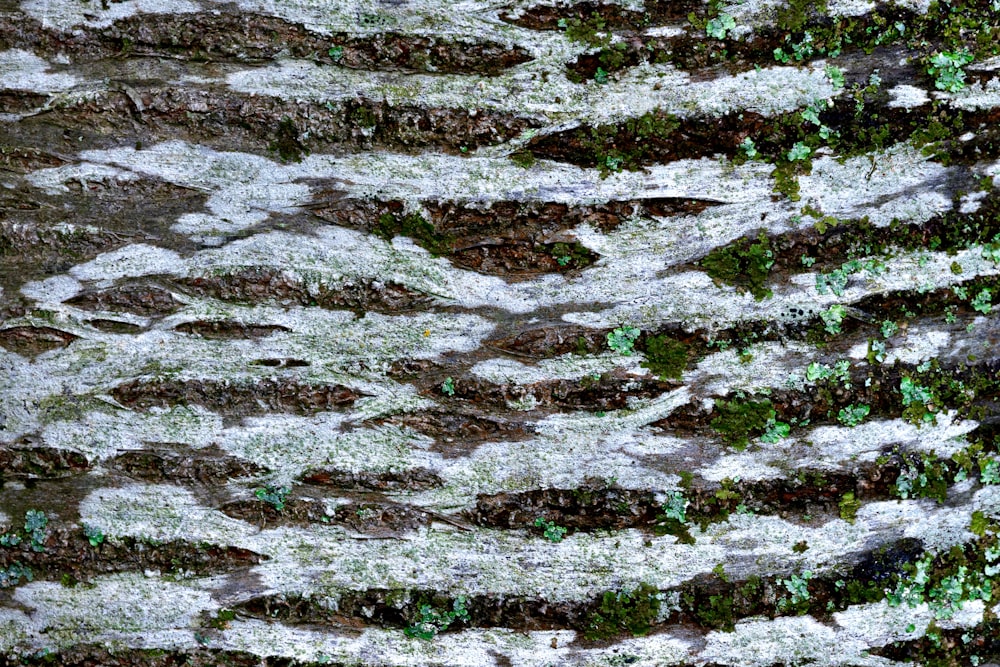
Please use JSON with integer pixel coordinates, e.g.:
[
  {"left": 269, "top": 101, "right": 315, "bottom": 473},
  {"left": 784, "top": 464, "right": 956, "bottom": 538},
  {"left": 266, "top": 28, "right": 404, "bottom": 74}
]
[
  {"left": 641, "top": 335, "right": 691, "bottom": 380},
  {"left": 838, "top": 492, "right": 861, "bottom": 524},
  {"left": 710, "top": 398, "right": 776, "bottom": 450},
  {"left": 582, "top": 583, "right": 661, "bottom": 640},
  {"left": 374, "top": 211, "right": 453, "bottom": 257},
  {"left": 699, "top": 232, "right": 775, "bottom": 300}
]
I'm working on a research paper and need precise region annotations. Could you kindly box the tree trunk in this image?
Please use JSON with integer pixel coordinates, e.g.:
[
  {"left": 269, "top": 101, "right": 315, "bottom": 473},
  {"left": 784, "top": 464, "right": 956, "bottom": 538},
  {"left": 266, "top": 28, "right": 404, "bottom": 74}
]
[{"left": 2, "top": 0, "right": 1000, "bottom": 664}]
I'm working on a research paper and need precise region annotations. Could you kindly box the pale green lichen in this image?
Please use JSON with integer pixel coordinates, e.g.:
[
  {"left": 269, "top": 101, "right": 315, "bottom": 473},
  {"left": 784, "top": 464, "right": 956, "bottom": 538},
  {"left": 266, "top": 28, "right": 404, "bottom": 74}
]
[
  {"left": 0, "top": 609, "right": 34, "bottom": 654},
  {"left": 700, "top": 615, "right": 891, "bottom": 667},
  {"left": 68, "top": 244, "right": 184, "bottom": 283},
  {"left": 37, "top": 140, "right": 995, "bottom": 337},
  {"left": 701, "top": 412, "right": 978, "bottom": 482},
  {"left": 942, "top": 77, "right": 1000, "bottom": 111},
  {"left": 40, "top": 405, "right": 222, "bottom": 461},
  {"left": 226, "top": 58, "right": 837, "bottom": 128},
  {"left": 79, "top": 485, "right": 257, "bottom": 545},
  {"left": 6, "top": 3, "right": 1000, "bottom": 663},
  {"left": 220, "top": 418, "right": 436, "bottom": 483},
  {"left": 13, "top": 572, "right": 215, "bottom": 647},
  {"left": 688, "top": 341, "right": 818, "bottom": 396},
  {"left": 217, "top": 621, "right": 579, "bottom": 667},
  {"left": 0, "top": 49, "right": 79, "bottom": 93},
  {"left": 268, "top": 526, "right": 728, "bottom": 603},
  {"left": 797, "top": 143, "right": 955, "bottom": 228},
  {"left": 887, "top": 84, "right": 932, "bottom": 109},
  {"left": 847, "top": 327, "right": 951, "bottom": 366},
  {"left": 407, "top": 388, "right": 692, "bottom": 507},
  {"left": 20, "top": 0, "right": 200, "bottom": 29},
  {"left": 0, "top": 297, "right": 492, "bottom": 448},
  {"left": 470, "top": 352, "right": 645, "bottom": 385}
]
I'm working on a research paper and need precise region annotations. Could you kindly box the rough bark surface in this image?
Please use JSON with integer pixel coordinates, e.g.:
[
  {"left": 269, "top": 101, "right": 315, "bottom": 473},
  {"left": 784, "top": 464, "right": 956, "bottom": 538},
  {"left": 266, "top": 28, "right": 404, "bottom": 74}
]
[{"left": 3, "top": 0, "right": 1000, "bottom": 665}]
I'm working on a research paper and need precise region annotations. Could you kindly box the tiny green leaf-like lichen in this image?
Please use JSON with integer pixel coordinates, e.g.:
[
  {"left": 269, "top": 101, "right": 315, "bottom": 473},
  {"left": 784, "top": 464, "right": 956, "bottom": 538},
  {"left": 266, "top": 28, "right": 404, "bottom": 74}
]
[
  {"left": 607, "top": 326, "right": 640, "bottom": 355},
  {"left": 706, "top": 13, "right": 736, "bottom": 39}
]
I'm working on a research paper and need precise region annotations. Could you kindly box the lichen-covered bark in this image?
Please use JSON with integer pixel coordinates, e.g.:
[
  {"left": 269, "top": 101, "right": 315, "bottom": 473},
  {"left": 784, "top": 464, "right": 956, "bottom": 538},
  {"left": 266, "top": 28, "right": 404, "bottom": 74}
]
[{"left": 3, "top": 0, "right": 1000, "bottom": 665}]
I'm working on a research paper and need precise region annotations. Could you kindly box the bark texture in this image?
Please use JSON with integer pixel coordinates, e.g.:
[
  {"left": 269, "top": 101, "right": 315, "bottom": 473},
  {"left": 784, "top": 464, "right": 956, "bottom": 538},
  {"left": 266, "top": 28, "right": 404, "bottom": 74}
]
[{"left": 3, "top": 0, "right": 1000, "bottom": 664}]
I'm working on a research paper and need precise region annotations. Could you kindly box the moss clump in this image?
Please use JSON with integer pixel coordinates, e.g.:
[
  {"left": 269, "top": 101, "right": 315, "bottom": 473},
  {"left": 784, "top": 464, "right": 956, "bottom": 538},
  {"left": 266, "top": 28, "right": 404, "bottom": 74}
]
[
  {"left": 547, "top": 241, "right": 595, "bottom": 269},
  {"left": 579, "top": 110, "right": 680, "bottom": 176},
  {"left": 700, "top": 232, "right": 775, "bottom": 300},
  {"left": 838, "top": 491, "right": 861, "bottom": 524},
  {"left": 583, "top": 583, "right": 661, "bottom": 640},
  {"left": 710, "top": 398, "right": 776, "bottom": 450},
  {"left": 350, "top": 104, "right": 377, "bottom": 129},
  {"left": 206, "top": 608, "right": 237, "bottom": 630},
  {"left": 690, "top": 593, "right": 735, "bottom": 631},
  {"left": 561, "top": 12, "right": 610, "bottom": 48},
  {"left": 561, "top": 12, "right": 633, "bottom": 79},
  {"left": 374, "top": 212, "right": 452, "bottom": 256},
  {"left": 775, "top": 0, "right": 827, "bottom": 32},
  {"left": 642, "top": 335, "right": 690, "bottom": 380},
  {"left": 695, "top": 595, "right": 736, "bottom": 632},
  {"left": 895, "top": 452, "right": 951, "bottom": 503},
  {"left": 509, "top": 150, "right": 536, "bottom": 169},
  {"left": 771, "top": 160, "right": 806, "bottom": 202}
]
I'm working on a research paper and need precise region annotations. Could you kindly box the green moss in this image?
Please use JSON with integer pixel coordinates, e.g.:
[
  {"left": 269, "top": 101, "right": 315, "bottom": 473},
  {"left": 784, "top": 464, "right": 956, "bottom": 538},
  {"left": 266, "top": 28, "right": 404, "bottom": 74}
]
[
  {"left": 970, "top": 510, "right": 989, "bottom": 537},
  {"left": 710, "top": 398, "right": 775, "bottom": 450},
  {"left": 843, "top": 578, "right": 884, "bottom": 605},
  {"left": 583, "top": 583, "right": 661, "bottom": 640},
  {"left": 771, "top": 0, "right": 1000, "bottom": 71},
  {"left": 206, "top": 608, "right": 237, "bottom": 629},
  {"left": 895, "top": 452, "right": 951, "bottom": 503},
  {"left": 578, "top": 110, "right": 680, "bottom": 176},
  {"left": 775, "top": 0, "right": 827, "bottom": 33},
  {"left": 654, "top": 508, "right": 695, "bottom": 544},
  {"left": 700, "top": 231, "right": 775, "bottom": 300},
  {"left": 36, "top": 394, "right": 114, "bottom": 425},
  {"left": 548, "top": 241, "right": 594, "bottom": 269},
  {"left": 350, "top": 105, "right": 378, "bottom": 129},
  {"left": 641, "top": 335, "right": 690, "bottom": 380},
  {"left": 374, "top": 212, "right": 452, "bottom": 256},
  {"left": 739, "top": 575, "right": 762, "bottom": 599},
  {"left": 838, "top": 492, "right": 861, "bottom": 524},
  {"left": 509, "top": 150, "right": 536, "bottom": 169},
  {"left": 771, "top": 161, "right": 805, "bottom": 202},
  {"left": 690, "top": 592, "right": 735, "bottom": 631},
  {"left": 561, "top": 13, "right": 610, "bottom": 48}
]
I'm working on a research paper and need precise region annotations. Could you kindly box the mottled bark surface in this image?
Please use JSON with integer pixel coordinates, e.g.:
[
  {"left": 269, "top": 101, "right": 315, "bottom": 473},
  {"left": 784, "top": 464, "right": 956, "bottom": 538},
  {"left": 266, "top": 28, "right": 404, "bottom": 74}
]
[{"left": 3, "top": 0, "right": 1000, "bottom": 664}]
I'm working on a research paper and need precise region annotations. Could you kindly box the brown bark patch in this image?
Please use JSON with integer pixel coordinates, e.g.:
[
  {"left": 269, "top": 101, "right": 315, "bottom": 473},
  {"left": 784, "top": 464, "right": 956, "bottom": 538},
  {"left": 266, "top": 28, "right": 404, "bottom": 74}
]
[
  {"left": 107, "top": 448, "right": 264, "bottom": 484},
  {"left": 0, "top": 525, "right": 265, "bottom": 585},
  {"left": 0, "top": 445, "right": 90, "bottom": 480},
  {"left": 110, "top": 378, "right": 365, "bottom": 416},
  {"left": 173, "top": 320, "right": 290, "bottom": 339},
  {"left": 375, "top": 409, "right": 532, "bottom": 453},
  {"left": 443, "top": 373, "right": 679, "bottom": 413},
  {"left": 300, "top": 467, "right": 443, "bottom": 492},
  {"left": 180, "top": 268, "right": 431, "bottom": 314},
  {"left": 0, "top": 326, "right": 78, "bottom": 356},
  {"left": 65, "top": 284, "right": 181, "bottom": 317}
]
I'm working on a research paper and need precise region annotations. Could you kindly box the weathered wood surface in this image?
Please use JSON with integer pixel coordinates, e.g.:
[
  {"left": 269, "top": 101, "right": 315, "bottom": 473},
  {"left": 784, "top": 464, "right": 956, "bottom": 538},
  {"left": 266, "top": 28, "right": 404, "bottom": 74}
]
[{"left": 3, "top": 0, "right": 1000, "bottom": 664}]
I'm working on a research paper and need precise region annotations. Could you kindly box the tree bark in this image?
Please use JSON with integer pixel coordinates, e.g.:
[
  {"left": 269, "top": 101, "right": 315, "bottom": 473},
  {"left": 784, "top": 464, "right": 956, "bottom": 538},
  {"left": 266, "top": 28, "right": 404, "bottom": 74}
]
[{"left": 2, "top": 0, "right": 1000, "bottom": 664}]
